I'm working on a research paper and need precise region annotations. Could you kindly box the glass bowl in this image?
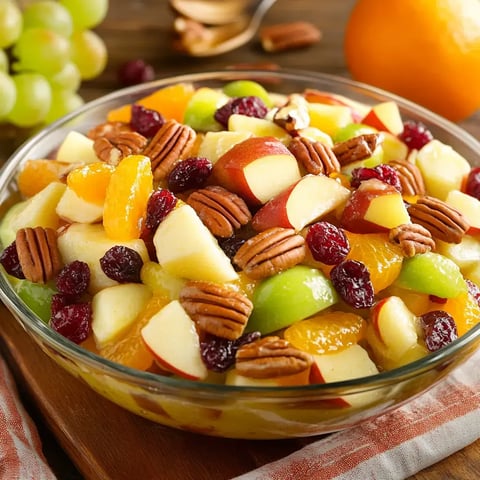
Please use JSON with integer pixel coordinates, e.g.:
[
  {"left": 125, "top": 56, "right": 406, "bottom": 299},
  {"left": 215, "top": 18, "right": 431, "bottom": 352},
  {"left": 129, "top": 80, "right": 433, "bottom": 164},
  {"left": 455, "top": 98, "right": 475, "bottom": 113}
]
[{"left": 1, "top": 70, "right": 479, "bottom": 440}]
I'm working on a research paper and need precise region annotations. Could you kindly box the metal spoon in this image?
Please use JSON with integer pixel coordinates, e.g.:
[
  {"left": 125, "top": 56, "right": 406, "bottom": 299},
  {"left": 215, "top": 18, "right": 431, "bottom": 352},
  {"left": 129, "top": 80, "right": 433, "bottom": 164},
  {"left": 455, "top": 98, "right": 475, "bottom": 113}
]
[{"left": 171, "top": 0, "right": 278, "bottom": 57}]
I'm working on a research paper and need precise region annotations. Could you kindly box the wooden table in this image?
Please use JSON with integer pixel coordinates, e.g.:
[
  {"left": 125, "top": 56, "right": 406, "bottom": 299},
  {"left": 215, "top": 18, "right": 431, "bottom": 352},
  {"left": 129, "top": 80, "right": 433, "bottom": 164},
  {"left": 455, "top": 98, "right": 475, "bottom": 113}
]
[{"left": 1, "top": 1, "right": 479, "bottom": 478}]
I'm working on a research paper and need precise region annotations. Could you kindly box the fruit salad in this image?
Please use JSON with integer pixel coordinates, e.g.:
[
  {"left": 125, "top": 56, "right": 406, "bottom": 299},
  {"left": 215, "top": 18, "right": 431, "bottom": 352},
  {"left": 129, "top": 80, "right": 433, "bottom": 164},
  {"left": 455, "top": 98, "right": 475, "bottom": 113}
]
[{"left": 1, "top": 78, "right": 480, "bottom": 391}]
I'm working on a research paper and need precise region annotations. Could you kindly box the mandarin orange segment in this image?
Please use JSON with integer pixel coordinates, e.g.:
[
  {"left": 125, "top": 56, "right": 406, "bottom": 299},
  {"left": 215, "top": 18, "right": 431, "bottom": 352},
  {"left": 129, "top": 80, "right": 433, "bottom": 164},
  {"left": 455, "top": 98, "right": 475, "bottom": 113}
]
[
  {"left": 107, "top": 82, "right": 195, "bottom": 123},
  {"left": 100, "top": 295, "right": 169, "bottom": 370},
  {"left": 344, "top": 231, "right": 404, "bottom": 293},
  {"left": 17, "top": 159, "right": 72, "bottom": 198},
  {"left": 67, "top": 162, "right": 115, "bottom": 205},
  {"left": 103, "top": 155, "right": 153, "bottom": 241},
  {"left": 284, "top": 311, "right": 367, "bottom": 355}
]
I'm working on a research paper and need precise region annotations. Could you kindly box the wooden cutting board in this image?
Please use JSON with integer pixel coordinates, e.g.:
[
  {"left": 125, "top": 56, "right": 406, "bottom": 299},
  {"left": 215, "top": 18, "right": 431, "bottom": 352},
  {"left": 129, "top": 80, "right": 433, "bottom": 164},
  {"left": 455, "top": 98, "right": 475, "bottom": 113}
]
[{"left": 1, "top": 303, "right": 479, "bottom": 479}]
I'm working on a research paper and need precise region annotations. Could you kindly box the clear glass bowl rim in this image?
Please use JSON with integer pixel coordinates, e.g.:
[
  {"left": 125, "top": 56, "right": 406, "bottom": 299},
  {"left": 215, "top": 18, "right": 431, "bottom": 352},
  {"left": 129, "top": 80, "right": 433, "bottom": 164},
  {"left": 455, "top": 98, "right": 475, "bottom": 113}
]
[{"left": 1, "top": 68, "right": 479, "bottom": 399}]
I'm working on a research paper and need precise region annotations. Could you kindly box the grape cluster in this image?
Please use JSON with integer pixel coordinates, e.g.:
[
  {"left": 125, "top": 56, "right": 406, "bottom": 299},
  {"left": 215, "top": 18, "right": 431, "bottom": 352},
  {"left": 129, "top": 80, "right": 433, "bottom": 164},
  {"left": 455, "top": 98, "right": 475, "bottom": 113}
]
[{"left": 0, "top": 0, "right": 109, "bottom": 128}]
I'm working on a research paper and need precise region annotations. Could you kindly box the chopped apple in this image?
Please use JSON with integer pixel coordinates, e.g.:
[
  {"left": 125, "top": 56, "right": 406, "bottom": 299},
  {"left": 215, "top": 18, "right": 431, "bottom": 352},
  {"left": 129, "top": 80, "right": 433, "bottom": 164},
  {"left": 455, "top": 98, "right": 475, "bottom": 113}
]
[
  {"left": 370, "top": 296, "right": 419, "bottom": 361},
  {"left": 227, "top": 114, "right": 291, "bottom": 144},
  {"left": 361, "top": 101, "right": 404, "bottom": 135},
  {"left": 10, "top": 182, "right": 66, "bottom": 232},
  {"left": 56, "top": 131, "right": 99, "bottom": 164},
  {"left": 212, "top": 136, "right": 301, "bottom": 206},
  {"left": 92, "top": 283, "right": 152, "bottom": 348},
  {"left": 445, "top": 189, "right": 480, "bottom": 233},
  {"left": 296, "top": 127, "right": 333, "bottom": 147},
  {"left": 252, "top": 174, "right": 350, "bottom": 231},
  {"left": 0, "top": 201, "right": 28, "bottom": 247},
  {"left": 196, "top": 130, "right": 252, "bottom": 163},
  {"left": 309, "top": 345, "right": 381, "bottom": 408},
  {"left": 57, "top": 223, "right": 149, "bottom": 293},
  {"left": 415, "top": 140, "right": 471, "bottom": 200},
  {"left": 307, "top": 102, "right": 353, "bottom": 137},
  {"left": 141, "top": 300, "right": 208, "bottom": 381},
  {"left": 56, "top": 186, "right": 104, "bottom": 224},
  {"left": 303, "top": 89, "right": 369, "bottom": 121},
  {"left": 340, "top": 179, "right": 410, "bottom": 233},
  {"left": 153, "top": 203, "right": 238, "bottom": 283},
  {"left": 436, "top": 235, "right": 480, "bottom": 272},
  {"left": 225, "top": 368, "right": 310, "bottom": 387},
  {"left": 382, "top": 132, "right": 409, "bottom": 162}
]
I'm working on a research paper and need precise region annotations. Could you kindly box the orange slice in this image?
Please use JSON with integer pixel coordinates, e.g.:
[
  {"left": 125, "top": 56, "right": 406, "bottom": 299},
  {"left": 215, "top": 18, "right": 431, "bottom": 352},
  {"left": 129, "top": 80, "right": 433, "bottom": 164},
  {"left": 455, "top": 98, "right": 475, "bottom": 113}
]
[{"left": 67, "top": 162, "right": 115, "bottom": 205}]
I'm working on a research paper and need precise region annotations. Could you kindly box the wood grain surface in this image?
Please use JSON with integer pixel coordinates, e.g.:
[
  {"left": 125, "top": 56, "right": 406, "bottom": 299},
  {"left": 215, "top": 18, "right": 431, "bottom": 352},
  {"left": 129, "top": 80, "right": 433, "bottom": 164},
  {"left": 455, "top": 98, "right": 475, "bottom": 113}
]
[{"left": 0, "top": 1, "right": 479, "bottom": 479}]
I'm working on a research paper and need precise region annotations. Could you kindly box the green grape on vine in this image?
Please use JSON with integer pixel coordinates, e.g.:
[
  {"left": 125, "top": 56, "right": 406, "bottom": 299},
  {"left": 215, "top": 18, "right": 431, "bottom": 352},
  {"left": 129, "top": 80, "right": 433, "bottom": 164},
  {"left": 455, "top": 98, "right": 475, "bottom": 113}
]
[
  {"left": 70, "top": 30, "right": 107, "bottom": 80},
  {"left": 0, "top": 71, "right": 16, "bottom": 119},
  {"left": 45, "top": 89, "right": 84, "bottom": 124},
  {"left": 47, "top": 61, "right": 81, "bottom": 92},
  {"left": 59, "top": 0, "right": 108, "bottom": 31},
  {"left": 0, "top": 0, "right": 22, "bottom": 48},
  {"left": 7, "top": 73, "right": 52, "bottom": 127},
  {"left": 22, "top": 0, "right": 73, "bottom": 37},
  {"left": 0, "top": 49, "right": 8, "bottom": 72}
]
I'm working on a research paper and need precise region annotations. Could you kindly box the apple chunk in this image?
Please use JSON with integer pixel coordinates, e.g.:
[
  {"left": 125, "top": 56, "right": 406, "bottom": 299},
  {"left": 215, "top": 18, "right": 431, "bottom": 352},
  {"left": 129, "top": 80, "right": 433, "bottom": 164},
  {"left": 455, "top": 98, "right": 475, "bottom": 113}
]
[
  {"left": 212, "top": 136, "right": 301, "bottom": 206},
  {"left": 252, "top": 174, "right": 350, "bottom": 231},
  {"left": 361, "top": 101, "right": 404, "bottom": 135},
  {"left": 445, "top": 189, "right": 480, "bottom": 233},
  {"left": 56, "top": 186, "right": 104, "bottom": 224},
  {"left": 153, "top": 204, "right": 238, "bottom": 283},
  {"left": 196, "top": 130, "right": 252, "bottom": 164},
  {"left": 141, "top": 300, "right": 207, "bottom": 380},
  {"left": 56, "top": 131, "right": 100, "bottom": 164}
]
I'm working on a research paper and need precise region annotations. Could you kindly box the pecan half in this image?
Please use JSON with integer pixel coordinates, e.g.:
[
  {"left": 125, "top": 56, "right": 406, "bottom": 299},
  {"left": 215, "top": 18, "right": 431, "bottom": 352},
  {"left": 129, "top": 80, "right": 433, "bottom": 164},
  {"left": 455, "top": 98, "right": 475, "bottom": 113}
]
[
  {"left": 179, "top": 281, "right": 252, "bottom": 340},
  {"left": 389, "top": 159, "right": 425, "bottom": 196},
  {"left": 408, "top": 196, "right": 469, "bottom": 243},
  {"left": 273, "top": 94, "right": 310, "bottom": 133},
  {"left": 233, "top": 227, "right": 306, "bottom": 279},
  {"left": 15, "top": 227, "right": 62, "bottom": 283},
  {"left": 87, "top": 121, "right": 132, "bottom": 140},
  {"left": 236, "top": 336, "right": 313, "bottom": 378},
  {"left": 332, "top": 133, "right": 381, "bottom": 166},
  {"left": 389, "top": 223, "right": 436, "bottom": 257},
  {"left": 288, "top": 136, "right": 340, "bottom": 175},
  {"left": 94, "top": 131, "right": 148, "bottom": 166},
  {"left": 187, "top": 185, "right": 251, "bottom": 238},
  {"left": 142, "top": 119, "right": 196, "bottom": 180},
  {"left": 260, "top": 22, "right": 322, "bottom": 53}
]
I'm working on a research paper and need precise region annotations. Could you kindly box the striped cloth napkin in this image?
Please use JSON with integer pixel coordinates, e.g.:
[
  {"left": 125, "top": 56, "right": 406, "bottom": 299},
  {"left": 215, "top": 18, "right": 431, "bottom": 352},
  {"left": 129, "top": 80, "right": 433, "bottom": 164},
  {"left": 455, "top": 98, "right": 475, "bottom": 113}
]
[
  {"left": 0, "top": 355, "right": 56, "bottom": 480},
  {"left": 234, "top": 347, "right": 480, "bottom": 480}
]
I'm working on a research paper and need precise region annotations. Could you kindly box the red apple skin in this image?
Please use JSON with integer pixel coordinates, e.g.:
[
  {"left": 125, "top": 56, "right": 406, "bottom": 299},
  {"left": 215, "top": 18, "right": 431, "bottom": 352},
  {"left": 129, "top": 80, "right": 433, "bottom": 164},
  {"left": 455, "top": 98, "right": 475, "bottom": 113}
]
[
  {"left": 308, "top": 362, "right": 350, "bottom": 408},
  {"left": 251, "top": 182, "right": 297, "bottom": 231},
  {"left": 371, "top": 298, "right": 389, "bottom": 344},
  {"left": 212, "top": 136, "right": 296, "bottom": 205},
  {"left": 340, "top": 181, "right": 399, "bottom": 233},
  {"left": 144, "top": 344, "right": 201, "bottom": 381}
]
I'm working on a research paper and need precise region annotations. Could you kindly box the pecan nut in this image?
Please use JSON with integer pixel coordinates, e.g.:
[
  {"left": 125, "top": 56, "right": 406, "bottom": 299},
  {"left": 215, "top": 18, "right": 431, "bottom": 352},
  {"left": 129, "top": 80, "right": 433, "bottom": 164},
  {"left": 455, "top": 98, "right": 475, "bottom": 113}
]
[
  {"left": 273, "top": 94, "right": 310, "bottom": 133},
  {"left": 87, "top": 121, "right": 132, "bottom": 141},
  {"left": 288, "top": 136, "right": 341, "bottom": 175},
  {"left": 15, "top": 227, "right": 62, "bottom": 283},
  {"left": 142, "top": 119, "right": 196, "bottom": 180},
  {"left": 389, "top": 159, "right": 425, "bottom": 196},
  {"left": 233, "top": 227, "right": 306, "bottom": 279},
  {"left": 260, "top": 21, "right": 322, "bottom": 53},
  {"left": 179, "top": 281, "right": 253, "bottom": 340},
  {"left": 236, "top": 336, "right": 313, "bottom": 378},
  {"left": 389, "top": 223, "right": 436, "bottom": 257},
  {"left": 187, "top": 185, "right": 251, "bottom": 238},
  {"left": 94, "top": 131, "right": 148, "bottom": 166},
  {"left": 332, "top": 133, "right": 381, "bottom": 166},
  {"left": 407, "top": 196, "right": 469, "bottom": 243}
]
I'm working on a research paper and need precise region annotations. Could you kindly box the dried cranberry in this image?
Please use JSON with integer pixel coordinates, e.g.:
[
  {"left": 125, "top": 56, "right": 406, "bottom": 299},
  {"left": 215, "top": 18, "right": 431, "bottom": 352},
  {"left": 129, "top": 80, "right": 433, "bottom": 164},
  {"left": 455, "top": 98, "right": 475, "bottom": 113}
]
[
  {"left": 214, "top": 96, "right": 268, "bottom": 128},
  {"left": 51, "top": 293, "right": 76, "bottom": 317},
  {"left": 100, "top": 246, "right": 144, "bottom": 283},
  {"left": 330, "top": 260, "right": 374, "bottom": 309},
  {"left": 429, "top": 294, "right": 447, "bottom": 304},
  {"left": 398, "top": 120, "right": 433, "bottom": 150},
  {"left": 143, "top": 189, "right": 177, "bottom": 231},
  {"left": 50, "top": 302, "right": 92, "bottom": 344},
  {"left": 306, "top": 221, "right": 350, "bottom": 265},
  {"left": 464, "top": 167, "right": 480, "bottom": 200},
  {"left": 130, "top": 104, "right": 165, "bottom": 138},
  {"left": 0, "top": 242, "right": 25, "bottom": 279},
  {"left": 200, "top": 331, "right": 261, "bottom": 372},
  {"left": 350, "top": 164, "right": 402, "bottom": 192},
  {"left": 218, "top": 235, "right": 246, "bottom": 262},
  {"left": 466, "top": 279, "right": 480, "bottom": 307},
  {"left": 56, "top": 260, "right": 90, "bottom": 296},
  {"left": 167, "top": 157, "right": 212, "bottom": 193},
  {"left": 420, "top": 310, "right": 458, "bottom": 352},
  {"left": 117, "top": 59, "right": 155, "bottom": 86}
]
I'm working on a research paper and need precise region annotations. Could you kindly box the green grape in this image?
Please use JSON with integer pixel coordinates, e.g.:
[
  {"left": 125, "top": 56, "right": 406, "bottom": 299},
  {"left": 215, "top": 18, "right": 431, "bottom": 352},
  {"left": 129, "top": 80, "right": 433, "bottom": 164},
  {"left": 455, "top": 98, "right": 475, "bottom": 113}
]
[
  {"left": 15, "top": 280, "right": 56, "bottom": 324},
  {"left": 0, "top": 0, "right": 22, "bottom": 48},
  {"left": 59, "top": 0, "right": 108, "bottom": 30},
  {"left": 7, "top": 73, "right": 52, "bottom": 127},
  {"left": 70, "top": 30, "right": 107, "bottom": 80},
  {"left": 47, "top": 61, "right": 81, "bottom": 91},
  {"left": 0, "top": 49, "right": 8, "bottom": 72},
  {"left": 13, "top": 28, "right": 70, "bottom": 76},
  {"left": 45, "top": 89, "right": 84, "bottom": 124},
  {"left": 22, "top": 0, "right": 73, "bottom": 37},
  {"left": 0, "top": 71, "right": 16, "bottom": 119}
]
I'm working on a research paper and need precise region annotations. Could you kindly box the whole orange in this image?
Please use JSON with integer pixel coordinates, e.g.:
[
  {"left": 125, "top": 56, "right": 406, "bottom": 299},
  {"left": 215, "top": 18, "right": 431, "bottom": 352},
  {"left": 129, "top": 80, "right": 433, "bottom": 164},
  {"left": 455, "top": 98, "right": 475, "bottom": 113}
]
[{"left": 344, "top": 0, "right": 480, "bottom": 121}]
